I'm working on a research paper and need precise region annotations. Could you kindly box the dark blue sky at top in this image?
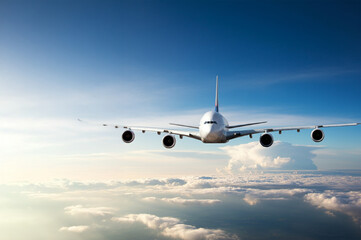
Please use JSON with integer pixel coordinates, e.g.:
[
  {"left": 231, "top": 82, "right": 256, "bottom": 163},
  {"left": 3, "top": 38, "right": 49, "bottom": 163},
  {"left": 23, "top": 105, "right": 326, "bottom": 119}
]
[{"left": 1, "top": 0, "right": 360, "bottom": 117}]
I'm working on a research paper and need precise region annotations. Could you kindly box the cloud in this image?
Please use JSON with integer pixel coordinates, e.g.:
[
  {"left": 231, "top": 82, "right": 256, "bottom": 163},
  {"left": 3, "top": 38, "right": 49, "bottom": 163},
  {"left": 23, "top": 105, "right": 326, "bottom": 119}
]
[
  {"left": 113, "top": 214, "right": 238, "bottom": 240},
  {"left": 123, "top": 178, "right": 187, "bottom": 187},
  {"left": 3, "top": 171, "right": 361, "bottom": 239},
  {"left": 18, "top": 172, "right": 360, "bottom": 198},
  {"left": 221, "top": 141, "right": 317, "bottom": 172},
  {"left": 305, "top": 191, "right": 361, "bottom": 226},
  {"left": 243, "top": 194, "right": 259, "bottom": 205},
  {"left": 59, "top": 225, "right": 89, "bottom": 233},
  {"left": 243, "top": 188, "right": 311, "bottom": 205},
  {"left": 143, "top": 196, "right": 221, "bottom": 205},
  {"left": 14, "top": 173, "right": 361, "bottom": 226},
  {"left": 64, "top": 205, "right": 116, "bottom": 216}
]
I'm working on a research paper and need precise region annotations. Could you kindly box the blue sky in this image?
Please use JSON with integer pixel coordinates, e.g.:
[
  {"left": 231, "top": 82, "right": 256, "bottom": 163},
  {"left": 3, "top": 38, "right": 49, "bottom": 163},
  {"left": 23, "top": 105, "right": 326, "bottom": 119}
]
[
  {"left": 1, "top": 0, "right": 360, "bottom": 116},
  {"left": 0, "top": 0, "right": 360, "bottom": 180}
]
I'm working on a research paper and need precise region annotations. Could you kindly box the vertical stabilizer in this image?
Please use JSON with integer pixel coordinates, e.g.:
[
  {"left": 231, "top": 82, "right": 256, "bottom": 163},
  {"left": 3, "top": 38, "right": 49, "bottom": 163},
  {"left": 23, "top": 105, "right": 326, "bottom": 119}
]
[{"left": 215, "top": 75, "right": 219, "bottom": 112}]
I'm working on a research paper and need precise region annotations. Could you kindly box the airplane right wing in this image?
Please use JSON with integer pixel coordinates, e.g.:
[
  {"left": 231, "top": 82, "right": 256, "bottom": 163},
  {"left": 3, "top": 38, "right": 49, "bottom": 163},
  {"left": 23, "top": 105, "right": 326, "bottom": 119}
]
[{"left": 227, "top": 122, "right": 361, "bottom": 140}]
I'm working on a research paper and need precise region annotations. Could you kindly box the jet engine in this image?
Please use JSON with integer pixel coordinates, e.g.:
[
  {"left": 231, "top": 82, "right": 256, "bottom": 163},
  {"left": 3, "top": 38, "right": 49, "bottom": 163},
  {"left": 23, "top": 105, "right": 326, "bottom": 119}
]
[
  {"left": 260, "top": 133, "right": 273, "bottom": 147},
  {"left": 122, "top": 130, "right": 135, "bottom": 143},
  {"left": 163, "top": 135, "right": 176, "bottom": 149},
  {"left": 311, "top": 128, "right": 324, "bottom": 142}
]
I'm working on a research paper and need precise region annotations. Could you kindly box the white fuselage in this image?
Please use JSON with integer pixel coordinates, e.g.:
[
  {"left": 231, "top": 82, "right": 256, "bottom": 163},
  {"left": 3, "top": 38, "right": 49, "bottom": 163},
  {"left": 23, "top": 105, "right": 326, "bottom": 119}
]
[{"left": 199, "top": 111, "right": 229, "bottom": 143}]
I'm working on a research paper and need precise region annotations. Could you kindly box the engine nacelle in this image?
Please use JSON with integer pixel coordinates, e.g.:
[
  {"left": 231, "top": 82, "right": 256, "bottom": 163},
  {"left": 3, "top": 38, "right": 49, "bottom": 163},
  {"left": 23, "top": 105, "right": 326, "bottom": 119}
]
[
  {"left": 163, "top": 135, "right": 176, "bottom": 149},
  {"left": 122, "top": 130, "right": 135, "bottom": 143},
  {"left": 311, "top": 128, "right": 324, "bottom": 142},
  {"left": 260, "top": 133, "right": 273, "bottom": 147}
]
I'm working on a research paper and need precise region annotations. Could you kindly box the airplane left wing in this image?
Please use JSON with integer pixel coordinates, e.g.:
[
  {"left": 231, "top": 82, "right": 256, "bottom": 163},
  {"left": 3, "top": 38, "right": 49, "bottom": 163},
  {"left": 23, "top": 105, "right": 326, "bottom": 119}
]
[
  {"left": 227, "top": 122, "right": 361, "bottom": 140},
  {"left": 98, "top": 122, "right": 202, "bottom": 140}
]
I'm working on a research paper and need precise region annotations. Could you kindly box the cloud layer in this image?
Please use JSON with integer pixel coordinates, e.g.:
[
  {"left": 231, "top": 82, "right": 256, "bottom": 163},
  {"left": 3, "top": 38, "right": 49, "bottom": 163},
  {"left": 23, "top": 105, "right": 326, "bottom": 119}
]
[
  {"left": 143, "top": 197, "right": 221, "bottom": 205},
  {"left": 2, "top": 171, "right": 360, "bottom": 239},
  {"left": 113, "top": 214, "right": 238, "bottom": 240}
]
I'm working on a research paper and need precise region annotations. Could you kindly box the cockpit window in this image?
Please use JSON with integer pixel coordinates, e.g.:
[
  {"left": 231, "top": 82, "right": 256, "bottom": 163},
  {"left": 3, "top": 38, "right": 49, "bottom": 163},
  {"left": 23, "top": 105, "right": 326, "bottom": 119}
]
[{"left": 204, "top": 121, "right": 217, "bottom": 124}]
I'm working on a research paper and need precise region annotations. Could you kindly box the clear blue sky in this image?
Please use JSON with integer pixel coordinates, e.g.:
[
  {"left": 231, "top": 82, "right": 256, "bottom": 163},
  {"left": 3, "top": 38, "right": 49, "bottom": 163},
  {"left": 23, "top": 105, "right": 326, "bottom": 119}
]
[
  {"left": 1, "top": 0, "right": 360, "bottom": 114},
  {"left": 0, "top": 0, "right": 360, "bottom": 181}
]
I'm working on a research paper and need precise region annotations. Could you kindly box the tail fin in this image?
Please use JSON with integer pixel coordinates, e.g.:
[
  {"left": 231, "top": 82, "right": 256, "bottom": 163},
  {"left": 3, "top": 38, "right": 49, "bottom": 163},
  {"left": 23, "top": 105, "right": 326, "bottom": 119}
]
[{"left": 215, "top": 75, "right": 219, "bottom": 112}]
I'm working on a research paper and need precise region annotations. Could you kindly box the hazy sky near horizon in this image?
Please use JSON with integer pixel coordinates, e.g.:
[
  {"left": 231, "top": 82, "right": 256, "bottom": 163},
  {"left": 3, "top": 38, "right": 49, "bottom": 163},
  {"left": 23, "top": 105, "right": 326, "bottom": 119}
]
[{"left": 0, "top": 0, "right": 361, "bottom": 182}]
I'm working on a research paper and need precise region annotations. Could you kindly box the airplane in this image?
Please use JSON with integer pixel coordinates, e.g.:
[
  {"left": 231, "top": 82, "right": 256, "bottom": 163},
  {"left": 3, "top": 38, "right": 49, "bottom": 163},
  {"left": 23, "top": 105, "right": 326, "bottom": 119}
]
[{"left": 82, "top": 76, "right": 360, "bottom": 149}]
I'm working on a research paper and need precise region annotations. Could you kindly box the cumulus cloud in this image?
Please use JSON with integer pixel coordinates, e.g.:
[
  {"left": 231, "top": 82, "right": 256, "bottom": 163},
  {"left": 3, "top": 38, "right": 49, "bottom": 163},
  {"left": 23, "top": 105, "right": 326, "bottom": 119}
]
[
  {"left": 59, "top": 225, "right": 89, "bottom": 233},
  {"left": 305, "top": 191, "right": 361, "bottom": 226},
  {"left": 221, "top": 141, "right": 317, "bottom": 172},
  {"left": 243, "top": 188, "right": 311, "bottom": 205},
  {"left": 143, "top": 196, "right": 221, "bottom": 205},
  {"left": 113, "top": 214, "right": 238, "bottom": 240},
  {"left": 64, "top": 205, "right": 116, "bottom": 216}
]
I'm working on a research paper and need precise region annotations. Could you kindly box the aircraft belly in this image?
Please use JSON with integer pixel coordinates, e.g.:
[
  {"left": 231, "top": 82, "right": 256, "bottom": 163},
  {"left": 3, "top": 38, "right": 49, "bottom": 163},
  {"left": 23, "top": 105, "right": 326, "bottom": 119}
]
[{"left": 201, "top": 130, "right": 227, "bottom": 143}]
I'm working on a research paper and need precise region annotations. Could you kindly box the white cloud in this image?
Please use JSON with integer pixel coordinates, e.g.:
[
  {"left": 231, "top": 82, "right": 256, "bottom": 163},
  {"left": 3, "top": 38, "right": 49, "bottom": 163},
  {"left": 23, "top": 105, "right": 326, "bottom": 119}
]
[
  {"left": 242, "top": 188, "right": 311, "bottom": 205},
  {"left": 221, "top": 141, "right": 317, "bottom": 172},
  {"left": 305, "top": 191, "right": 361, "bottom": 226},
  {"left": 243, "top": 194, "right": 259, "bottom": 205},
  {"left": 64, "top": 205, "right": 116, "bottom": 216},
  {"left": 4, "top": 171, "right": 361, "bottom": 238},
  {"left": 143, "top": 196, "right": 221, "bottom": 205},
  {"left": 59, "top": 225, "right": 89, "bottom": 233},
  {"left": 113, "top": 214, "right": 238, "bottom": 240}
]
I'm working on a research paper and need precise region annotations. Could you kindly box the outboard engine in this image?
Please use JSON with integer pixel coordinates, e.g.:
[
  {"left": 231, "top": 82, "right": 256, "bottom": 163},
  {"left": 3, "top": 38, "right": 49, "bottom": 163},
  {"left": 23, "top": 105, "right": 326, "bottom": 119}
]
[
  {"left": 122, "top": 130, "right": 135, "bottom": 143},
  {"left": 260, "top": 133, "right": 273, "bottom": 147},
  {"left": 163, "top": 135, "right": 176, "bottom": 149},
  {"left": 311, "top": 128, "right": 324, "bottom": 142}
]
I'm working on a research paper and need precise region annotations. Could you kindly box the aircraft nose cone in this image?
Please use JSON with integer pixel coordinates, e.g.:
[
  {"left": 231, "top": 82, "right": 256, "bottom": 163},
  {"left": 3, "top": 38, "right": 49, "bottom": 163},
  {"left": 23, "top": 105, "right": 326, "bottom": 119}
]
[{"left": 202, "top": 125, "right": 222, "bottom": 142}]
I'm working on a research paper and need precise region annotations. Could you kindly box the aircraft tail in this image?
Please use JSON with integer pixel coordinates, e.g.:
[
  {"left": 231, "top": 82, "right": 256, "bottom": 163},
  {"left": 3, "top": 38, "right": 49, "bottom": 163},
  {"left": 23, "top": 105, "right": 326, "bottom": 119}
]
[{"left": 215, "top": 75, "right": 219, "bottom": 112}]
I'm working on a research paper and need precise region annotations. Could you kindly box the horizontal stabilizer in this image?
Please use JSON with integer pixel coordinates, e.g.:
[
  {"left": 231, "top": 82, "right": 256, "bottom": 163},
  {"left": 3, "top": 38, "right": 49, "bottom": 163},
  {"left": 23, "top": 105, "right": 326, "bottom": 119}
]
[
  {"left": 226, "top": 121, "right": 267, "bottom": 129},
  {"left": 169, "top": 123, "right": 199, "bottom": 129}
]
